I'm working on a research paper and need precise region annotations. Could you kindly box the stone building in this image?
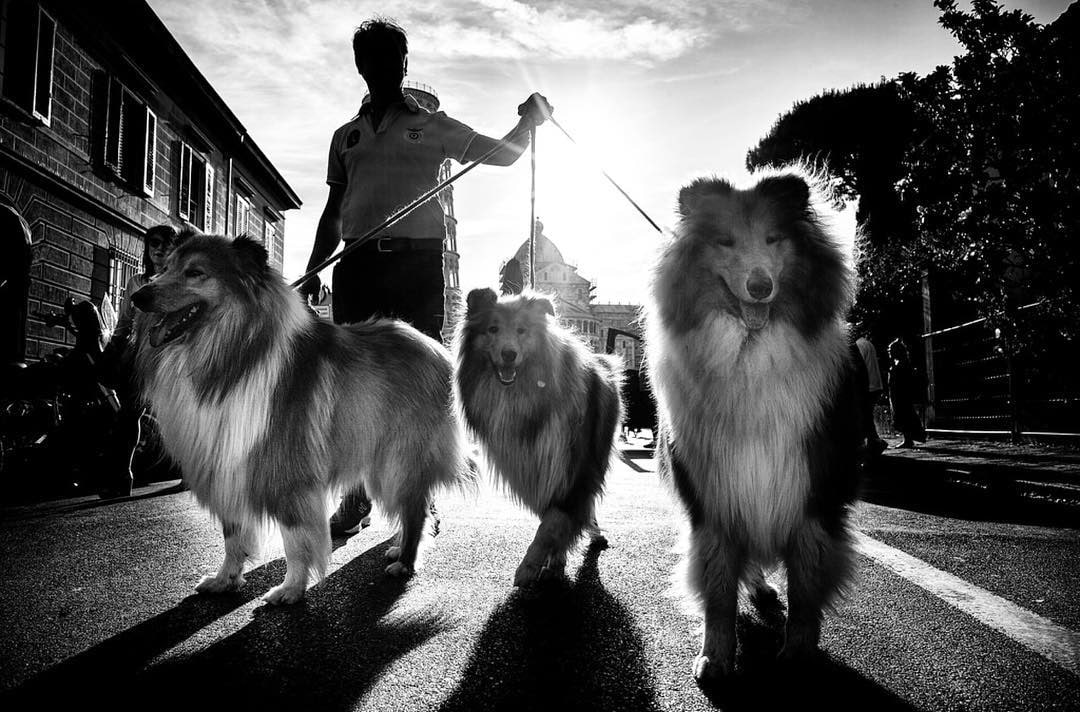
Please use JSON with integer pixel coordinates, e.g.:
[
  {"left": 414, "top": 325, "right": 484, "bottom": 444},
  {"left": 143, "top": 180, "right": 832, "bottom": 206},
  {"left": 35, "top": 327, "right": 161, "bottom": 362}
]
[
  {"left": 0, "top": 0, "right": 300, "bottom": 362},
  {"left": 510, "top": 220, "right": 643, "bottom": 369}
]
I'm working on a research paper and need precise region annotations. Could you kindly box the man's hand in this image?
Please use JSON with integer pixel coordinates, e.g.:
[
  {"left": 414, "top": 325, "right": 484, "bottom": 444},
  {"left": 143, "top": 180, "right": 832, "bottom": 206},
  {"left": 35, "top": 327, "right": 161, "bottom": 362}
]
[
  {"left": 297, "top": 274, "right": 322, "bottom": 303},
  {"left": 517, "top": 93, "right": 553, "bottom": 127}
]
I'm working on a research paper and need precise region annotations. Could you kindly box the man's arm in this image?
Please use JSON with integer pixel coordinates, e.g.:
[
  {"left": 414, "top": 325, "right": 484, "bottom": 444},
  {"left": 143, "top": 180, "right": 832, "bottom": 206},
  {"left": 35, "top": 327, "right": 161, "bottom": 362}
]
[
  {"left": 464, "top": 116, "right": 533, "bottom": 166},
  {"left": 462, "top": 93, "right": 552, "bottom": 167},
  {"left": 298, "top": 184, "right": 346, "bottom": 298}
]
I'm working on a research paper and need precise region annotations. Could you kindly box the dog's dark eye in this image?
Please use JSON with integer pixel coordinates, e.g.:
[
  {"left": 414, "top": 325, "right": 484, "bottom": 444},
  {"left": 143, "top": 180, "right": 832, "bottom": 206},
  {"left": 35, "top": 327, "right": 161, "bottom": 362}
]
[
  {"left": 516, "top": 327, "right": 526, "bottom": 335},
  {"left": 766, "top": 232, "right": 786, "bottom": 244},
  {"left": 184, "top": 268, "right": 204, "bottom": 279},
  {"left": 487, "top": 325, "right": 499, "bottom": 334},
  {"left": 715, "top": 235, "right": 734, "bottom": 247}
]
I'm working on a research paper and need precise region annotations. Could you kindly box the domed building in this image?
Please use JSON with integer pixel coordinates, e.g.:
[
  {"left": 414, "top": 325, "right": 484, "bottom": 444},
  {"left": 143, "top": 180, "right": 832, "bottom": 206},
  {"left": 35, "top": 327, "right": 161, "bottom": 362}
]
[{"left": 507, "top": 220, "right": 642, "bottom": 368}]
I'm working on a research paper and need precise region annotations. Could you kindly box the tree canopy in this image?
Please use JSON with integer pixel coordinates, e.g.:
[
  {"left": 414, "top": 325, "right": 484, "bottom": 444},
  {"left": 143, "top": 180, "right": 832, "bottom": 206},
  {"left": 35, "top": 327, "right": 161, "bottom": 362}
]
[{"left": 747, "top": 0, "right": 1079, "bottom": 354}]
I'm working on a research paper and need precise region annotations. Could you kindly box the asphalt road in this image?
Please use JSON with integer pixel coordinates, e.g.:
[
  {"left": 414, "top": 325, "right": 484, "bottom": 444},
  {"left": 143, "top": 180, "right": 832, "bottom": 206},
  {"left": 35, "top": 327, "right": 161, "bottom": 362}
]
[{"left": 1, "top": 443, "right": 1078, "bottom": 711}]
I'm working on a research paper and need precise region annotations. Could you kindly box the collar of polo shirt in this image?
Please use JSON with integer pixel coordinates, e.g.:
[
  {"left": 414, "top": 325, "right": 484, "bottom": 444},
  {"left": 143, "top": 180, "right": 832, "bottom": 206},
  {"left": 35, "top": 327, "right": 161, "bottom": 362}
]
[{"left": 357, "top": 93, "right": 422, "bottom": 118}]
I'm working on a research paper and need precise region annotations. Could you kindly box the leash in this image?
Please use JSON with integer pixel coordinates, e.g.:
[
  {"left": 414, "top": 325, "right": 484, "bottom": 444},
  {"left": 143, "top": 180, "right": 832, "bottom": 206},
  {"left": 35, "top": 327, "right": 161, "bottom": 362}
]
[
  {"left": 291, "top": 108, "right": 664, "bottom": 292},
  {"left": 528, "top": 124, "right": 537, "bottom": 288},
  {"left": 290, "top": 124, "right": 533, "bottom": 291},
  {"left": 547, "top": 116, "right": 663, "bottom": 234}
]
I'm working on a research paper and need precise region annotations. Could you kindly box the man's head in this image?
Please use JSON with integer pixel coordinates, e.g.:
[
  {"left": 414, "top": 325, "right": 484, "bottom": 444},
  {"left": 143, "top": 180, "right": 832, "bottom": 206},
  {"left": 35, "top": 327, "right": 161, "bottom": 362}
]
[{"left": 353, "top": 19, "right": 408, "bottom": 94}]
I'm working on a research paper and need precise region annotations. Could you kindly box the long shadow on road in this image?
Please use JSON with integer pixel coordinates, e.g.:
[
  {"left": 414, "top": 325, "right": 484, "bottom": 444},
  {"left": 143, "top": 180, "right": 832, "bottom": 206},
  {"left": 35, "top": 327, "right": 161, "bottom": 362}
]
[
  {"left": 697, "top": 609, "right": 917, "bottom": 711},
  {"left": 440, "top": 542, "right": 662, "bottom": 712},
  {"left": 4, "top": 536, "right": 439, "bottom": 711}
]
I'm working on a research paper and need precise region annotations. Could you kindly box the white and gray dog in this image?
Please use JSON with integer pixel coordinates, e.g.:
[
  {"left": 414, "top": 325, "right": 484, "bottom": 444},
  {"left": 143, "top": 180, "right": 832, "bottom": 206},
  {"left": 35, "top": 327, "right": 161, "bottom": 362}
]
[
  {"left": 132, "top": 234, "right": 470, "bottom": 604},
  {"left": 455, "top": 288, "right": 624, "bottom": 586}
]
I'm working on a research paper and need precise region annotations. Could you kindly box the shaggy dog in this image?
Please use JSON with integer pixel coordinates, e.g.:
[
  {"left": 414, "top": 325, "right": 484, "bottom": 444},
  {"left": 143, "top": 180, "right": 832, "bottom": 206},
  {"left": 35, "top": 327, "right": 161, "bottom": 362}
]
[
  {"left": 644, "top": 167, "right": 863, "bottom": 681},
  {"left": 455, "top": 288, "right": 624, "bottom": 586},
  {"left": 131, "top": 234, "right": 468, "bottom": 604}
]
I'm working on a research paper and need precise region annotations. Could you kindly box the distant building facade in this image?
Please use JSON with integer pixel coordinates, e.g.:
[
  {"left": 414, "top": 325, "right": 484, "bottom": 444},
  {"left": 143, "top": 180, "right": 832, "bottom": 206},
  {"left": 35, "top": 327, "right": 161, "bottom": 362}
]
[
  {"left": 0, "top": 0, "right": 300, "bottom": 362},
  {"left": 510, "top": 221, "right": 643, "bottom": 369}
]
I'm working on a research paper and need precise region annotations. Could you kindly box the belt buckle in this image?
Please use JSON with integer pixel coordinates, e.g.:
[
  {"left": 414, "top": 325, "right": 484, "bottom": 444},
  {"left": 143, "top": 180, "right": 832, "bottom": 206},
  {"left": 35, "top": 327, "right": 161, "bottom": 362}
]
[{"left": 376, "top": 237, "right": 392, "bottom": 253}]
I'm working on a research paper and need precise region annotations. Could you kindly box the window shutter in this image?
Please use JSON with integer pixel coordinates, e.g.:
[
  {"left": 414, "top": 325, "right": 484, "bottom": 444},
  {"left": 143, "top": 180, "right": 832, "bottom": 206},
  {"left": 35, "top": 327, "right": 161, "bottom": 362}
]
[
  {"left": 1, "top": 2, "right": 36, "bottom": 110},
  {"left": 189, "top": 154, "right": 205, "bottom": 228},
  {"left": 203, "top": 163, "right": 216, "bottom": 232},
  {"left": 142, "top": 108, "right": 157, "bottom": 196},
  {"left": 104, "top": 78, "right": 124, "bottom": 172},
  {"left": 234, "top": 195, "right": 250, "bottom": 236},
  {"left": 31, "top": 8, "right": 56, "bottom": 124},
  {"left": 119, "top": 89, "right": 143, "bottom": 184},
  {"left": 178, "top": 143, "right": 191, "bottom": 221}
]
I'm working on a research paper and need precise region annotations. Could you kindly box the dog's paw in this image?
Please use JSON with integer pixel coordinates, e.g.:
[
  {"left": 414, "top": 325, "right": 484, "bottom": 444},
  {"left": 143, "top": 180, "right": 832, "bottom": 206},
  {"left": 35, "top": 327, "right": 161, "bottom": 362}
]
[
  {"left": 195, "top": 573, "right": 245, "bottom": 594},
  {"left": 384, "top": 545, "right": 401, "bottom": 561},
  {"left": 513, "top": 560, "right": 543, "bottom": 587},
  {"left": 589, "top": 532, "right": 609, "bottom": 549},
  {"left": 749, "top": 582, "right": 782, "bottom": 613},
  {"left": 262, "top": 583, "right": 306, "bottom": 605},
  {"left": 778, "top": 635, "right": 819, "bottom": 663},
  {"left": 537, "top": 565, "right": 567, "bottom": 583},
  {"left": 780, "top": 619, "right": 821, "bottom": 661},
  {"left": 384, "top": 561, "right": 413, "bottom": 577},
  {"left": 692, "top": 654, "right": 731, "bottom": 683}
]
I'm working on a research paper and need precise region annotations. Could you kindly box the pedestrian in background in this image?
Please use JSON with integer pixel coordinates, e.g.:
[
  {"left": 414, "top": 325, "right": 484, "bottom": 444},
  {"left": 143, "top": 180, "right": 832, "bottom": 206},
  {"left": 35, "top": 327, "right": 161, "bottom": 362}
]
[
  {"left": 887, "top": 338, "right": 926, "bottom": 449},
  {"left": 100, "top": 224, "right": 177, "bottom": 497},
  {"left": 857, "top": 334, "right": 888, "bottom": 455},
  {"left": 298, "top": 18, "right": 553, "bottom": 535}
]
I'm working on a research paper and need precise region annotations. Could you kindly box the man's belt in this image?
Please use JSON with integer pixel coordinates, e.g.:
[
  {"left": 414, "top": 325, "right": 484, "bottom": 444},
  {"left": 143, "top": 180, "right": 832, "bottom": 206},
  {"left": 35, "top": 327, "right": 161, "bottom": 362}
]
[{"left": 348, "top": 237, "right": 444, "bottom": 253}]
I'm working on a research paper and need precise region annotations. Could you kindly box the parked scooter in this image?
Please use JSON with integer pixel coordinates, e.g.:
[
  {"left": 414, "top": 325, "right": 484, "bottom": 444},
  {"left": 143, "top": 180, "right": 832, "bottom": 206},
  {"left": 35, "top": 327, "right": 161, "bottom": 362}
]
[{"left": 0, "top": 298, "right": 122, "bottom": 500}]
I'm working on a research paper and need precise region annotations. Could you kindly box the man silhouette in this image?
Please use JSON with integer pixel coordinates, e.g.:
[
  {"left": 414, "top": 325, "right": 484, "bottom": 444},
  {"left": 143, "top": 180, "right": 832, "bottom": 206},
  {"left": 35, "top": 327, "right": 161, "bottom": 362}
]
[{"left": 299, "top": 18, "right": 551, "bottom": 534}]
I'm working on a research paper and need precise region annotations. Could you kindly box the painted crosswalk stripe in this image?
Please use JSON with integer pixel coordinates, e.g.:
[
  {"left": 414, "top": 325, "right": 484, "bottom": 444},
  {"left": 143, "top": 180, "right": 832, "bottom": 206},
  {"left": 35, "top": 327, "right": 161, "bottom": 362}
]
[{"left": 855, "top": 531, "right": 1080, "bottom": 676}]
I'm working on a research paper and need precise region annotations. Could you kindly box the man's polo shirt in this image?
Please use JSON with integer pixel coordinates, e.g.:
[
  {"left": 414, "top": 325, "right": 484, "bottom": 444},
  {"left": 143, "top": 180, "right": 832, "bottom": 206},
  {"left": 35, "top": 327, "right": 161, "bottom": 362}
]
[{"left": 326, "top": 94, "right": 477, "bottom": 241}]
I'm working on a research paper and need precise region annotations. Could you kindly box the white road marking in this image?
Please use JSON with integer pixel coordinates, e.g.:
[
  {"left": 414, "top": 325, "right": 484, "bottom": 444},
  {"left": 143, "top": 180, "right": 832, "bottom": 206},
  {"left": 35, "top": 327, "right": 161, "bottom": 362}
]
[{"left": 855, "top": 531, "right": 1080, "bottom": 676}]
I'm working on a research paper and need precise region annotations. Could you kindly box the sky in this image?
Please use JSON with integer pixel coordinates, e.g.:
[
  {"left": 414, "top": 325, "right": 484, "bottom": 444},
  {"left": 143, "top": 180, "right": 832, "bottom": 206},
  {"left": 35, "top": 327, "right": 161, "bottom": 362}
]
[{"left": 146, "top": 0, "right": 1071, "bottom": 305}]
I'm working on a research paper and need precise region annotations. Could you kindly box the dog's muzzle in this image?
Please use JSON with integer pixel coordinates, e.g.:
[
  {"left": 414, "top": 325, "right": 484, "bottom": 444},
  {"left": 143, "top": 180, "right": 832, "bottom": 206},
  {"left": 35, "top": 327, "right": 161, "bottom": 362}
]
[
  {"left": 739, "top": 301, "right": 770, "bottom": 330},
  {"left": 496, "top": 348, "right": 518, "bottom": 385},
  {"left": 149, "top": 301, "right": 206, "bottom": 347}
]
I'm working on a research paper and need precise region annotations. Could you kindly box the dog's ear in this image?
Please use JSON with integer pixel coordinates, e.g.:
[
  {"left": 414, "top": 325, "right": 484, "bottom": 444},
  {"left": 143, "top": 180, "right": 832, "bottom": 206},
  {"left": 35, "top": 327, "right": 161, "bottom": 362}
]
[
  {"left": 466, "top": 288, "right": 498, "bottom": 317},
  {"left": 232, "top": 235, "right": 269, "bottom": 272},
  {"left": 525, "top": 294, "right": 555, "bottom": 317},
  {"left": 756, "top": 173, "right": 810, "bottom": 210},
  {"left": 678, "top": 177, "right": 732, "bottom": 218}
]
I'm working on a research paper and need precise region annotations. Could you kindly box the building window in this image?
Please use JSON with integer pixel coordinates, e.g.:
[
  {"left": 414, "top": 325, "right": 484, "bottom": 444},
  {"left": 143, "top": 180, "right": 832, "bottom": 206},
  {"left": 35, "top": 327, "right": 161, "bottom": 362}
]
[
  {"left": 2, "top": 5, "right": 56, "bottom": 124},
  {"left": 108, "top": 246, "right": 141, "bottom": 314},
  {"left": 177, "top": 142, "right": 213, "bottom": 229},
  {"left": 263, "top": 217, "right": 277, "bottom": 262},
  {"left": 94, "top": 74, "right": 155, "bottom": 194},
  {"left": 234, "top": 194, "right": 252, "bottom": 236}
]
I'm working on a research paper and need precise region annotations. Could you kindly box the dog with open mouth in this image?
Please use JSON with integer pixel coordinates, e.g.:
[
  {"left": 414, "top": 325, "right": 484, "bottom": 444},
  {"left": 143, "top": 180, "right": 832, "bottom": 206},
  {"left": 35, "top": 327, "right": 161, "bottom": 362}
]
[
  {"left": 645, "top": 166, "right": 864, "bottom": 683},
  {"left": 130, "top": 234, "right": 470, "bottom": 604},
  {"left": 455, "top": 288, "right": 624, "bottom": 586}
]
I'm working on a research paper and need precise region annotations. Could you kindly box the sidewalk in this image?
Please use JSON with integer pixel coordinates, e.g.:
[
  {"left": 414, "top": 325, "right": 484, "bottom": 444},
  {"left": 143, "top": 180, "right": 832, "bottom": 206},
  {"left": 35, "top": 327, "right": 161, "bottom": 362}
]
[
  {"left": 617, "top": 430, "right": 1080, "bottom": 514},
  {"left": 875, "top": 435, "right": 1080, "bottom": 511}
]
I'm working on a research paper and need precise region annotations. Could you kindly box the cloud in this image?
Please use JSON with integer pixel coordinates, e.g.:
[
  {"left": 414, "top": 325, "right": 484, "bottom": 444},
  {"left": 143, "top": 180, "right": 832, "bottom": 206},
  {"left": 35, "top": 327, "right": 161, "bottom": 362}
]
[{"left": 144, "top": 0, "right": 819, "bottom": 285}]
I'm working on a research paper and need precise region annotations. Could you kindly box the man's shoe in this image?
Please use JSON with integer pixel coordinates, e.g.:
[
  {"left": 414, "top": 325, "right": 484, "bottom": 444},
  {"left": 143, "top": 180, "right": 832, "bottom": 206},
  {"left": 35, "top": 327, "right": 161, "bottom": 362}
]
[{"left": 330, "top": 491, "right": 373, "bottom": 536}]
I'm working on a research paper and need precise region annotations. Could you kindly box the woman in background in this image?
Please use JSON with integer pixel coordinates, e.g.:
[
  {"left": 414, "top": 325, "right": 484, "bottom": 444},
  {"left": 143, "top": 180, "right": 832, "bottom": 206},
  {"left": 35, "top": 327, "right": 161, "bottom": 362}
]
[{"left": 99, "top": 224, "right": 177, "bottom": 497}]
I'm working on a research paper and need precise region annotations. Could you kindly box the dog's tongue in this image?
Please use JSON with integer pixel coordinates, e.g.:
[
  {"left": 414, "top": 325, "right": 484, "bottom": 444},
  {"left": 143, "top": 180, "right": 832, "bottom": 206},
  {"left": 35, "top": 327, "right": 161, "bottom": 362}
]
[
  {"left": 149, "top": 317, "right": 169, "bottom": 348},
  {"left": 148, "top": 308, "right": 192, "bottom": 347},
  {"left": 740, "top": 302, "right": 770, "bottom": 330},
  {"left": 497, "top": 365, "right": 517, "bottom": 385}
]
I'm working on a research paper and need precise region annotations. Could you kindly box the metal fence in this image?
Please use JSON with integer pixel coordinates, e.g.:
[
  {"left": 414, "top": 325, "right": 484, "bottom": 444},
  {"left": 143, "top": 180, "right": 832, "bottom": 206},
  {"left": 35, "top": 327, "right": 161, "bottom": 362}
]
[{"left": 921, "top": 309, "right": 1080, "bottom": 438}]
